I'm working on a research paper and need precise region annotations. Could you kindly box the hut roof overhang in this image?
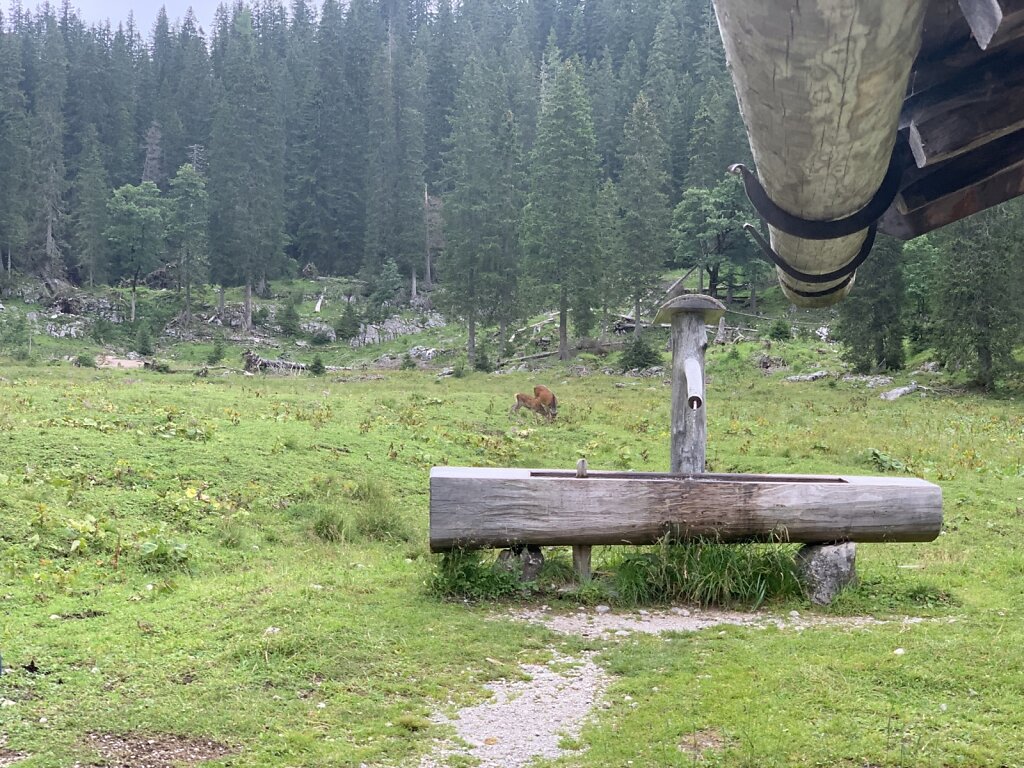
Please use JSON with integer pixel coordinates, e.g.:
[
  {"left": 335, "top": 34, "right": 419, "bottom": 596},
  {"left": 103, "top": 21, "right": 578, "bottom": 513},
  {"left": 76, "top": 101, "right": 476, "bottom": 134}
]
[{"left": 713, "top": 0, "right": 1024, "bottom": 306}]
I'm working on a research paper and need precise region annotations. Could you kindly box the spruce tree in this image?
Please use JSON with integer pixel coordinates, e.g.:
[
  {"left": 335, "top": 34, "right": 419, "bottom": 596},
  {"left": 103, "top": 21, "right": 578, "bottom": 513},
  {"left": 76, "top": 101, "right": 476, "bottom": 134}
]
[
  {"left": 71, "top": 127, "right": 110, "bottom": 286},
  {"left": 208, "top": 7, "right": 286, "bottom": 330},
  {"left": 523, "top": 55, "right": 600, "bottom": 359},
  {"left": 0, "top": 23, "right": 30, "bottom": 274},
  {"left": 618, "top": 92, "right": 670, "bottom": 335},
  {"left": 291, "top": 0, "right": 353, "bottom": 273},
  {"left": 32, "top": 14, "right": 69, "bottom": 274},
  {"left": 167, "top": 163, "right": 209, "bottom": 328},
  {"left": 834, "top": 235, "right": 907, "bottom": 373},
  {"left": 424, "top": 0, "right": 457, "bottom": 186},
  {"left": 930, "top": 205, "right": 1024, "bottom": 389}
]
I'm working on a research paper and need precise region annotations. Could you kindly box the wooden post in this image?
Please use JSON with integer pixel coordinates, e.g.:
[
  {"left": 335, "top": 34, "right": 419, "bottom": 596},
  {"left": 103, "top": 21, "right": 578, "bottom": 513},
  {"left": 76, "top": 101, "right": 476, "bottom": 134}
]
[
  {"left": 572, "top": 458, "right": 592, "bottom": 581},
  {"left": 655, "top": 295, "right": 727, "bottom": 475}
]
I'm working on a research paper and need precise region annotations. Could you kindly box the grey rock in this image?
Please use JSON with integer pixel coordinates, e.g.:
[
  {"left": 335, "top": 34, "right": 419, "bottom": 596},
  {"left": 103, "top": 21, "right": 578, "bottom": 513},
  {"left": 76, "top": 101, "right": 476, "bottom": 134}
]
[
  {"left": 785, "top": 370, "right": 829, "bottom": 382},
  {"left": 301, "top": 321, "right": 336, "bottom": 342},
  {"left": 796, "top": 543, "right": 857, "bottom": 605}
]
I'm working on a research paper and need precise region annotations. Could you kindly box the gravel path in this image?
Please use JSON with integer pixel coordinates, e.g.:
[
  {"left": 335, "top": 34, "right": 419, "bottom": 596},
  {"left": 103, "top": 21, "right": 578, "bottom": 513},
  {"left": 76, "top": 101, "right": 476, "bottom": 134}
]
[
  {"left": 418, "top": 651, "right": 608, "bottom": 768},
  {"left": 415, "top": 605, "right": 925, "bottom": 767}
]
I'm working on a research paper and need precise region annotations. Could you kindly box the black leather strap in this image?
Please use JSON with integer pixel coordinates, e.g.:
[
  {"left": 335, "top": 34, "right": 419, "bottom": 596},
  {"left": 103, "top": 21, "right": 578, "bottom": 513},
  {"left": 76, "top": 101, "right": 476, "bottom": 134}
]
[
  {"left": 729, "top": 150, "right": 902, "bottom": 241},
  {"left": 742, "top": 222, "right": 877, "bottom": 285}
]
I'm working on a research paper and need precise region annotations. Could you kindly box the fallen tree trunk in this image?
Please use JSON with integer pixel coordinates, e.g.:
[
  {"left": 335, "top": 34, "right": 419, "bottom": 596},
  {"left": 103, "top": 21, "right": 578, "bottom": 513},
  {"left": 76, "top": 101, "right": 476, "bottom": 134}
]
[
  {"left": 243, "top": 350, "right": 308, "bottom": 373},
  {"left": 712, "top": 0, "right": 927, "bottom": 306}
]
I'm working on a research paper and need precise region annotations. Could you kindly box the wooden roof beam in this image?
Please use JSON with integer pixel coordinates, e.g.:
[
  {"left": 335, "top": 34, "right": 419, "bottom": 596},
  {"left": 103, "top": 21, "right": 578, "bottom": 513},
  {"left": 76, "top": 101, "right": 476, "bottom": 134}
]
[
  {"left": 909, "top": 0, "right": 1024, "bottom": 94},
  {"left": 907, "top": 45, "right": 1024, "bottom": 167},
  {"left": 879, "top": 137, "right": 1024, "bottom": 238}
]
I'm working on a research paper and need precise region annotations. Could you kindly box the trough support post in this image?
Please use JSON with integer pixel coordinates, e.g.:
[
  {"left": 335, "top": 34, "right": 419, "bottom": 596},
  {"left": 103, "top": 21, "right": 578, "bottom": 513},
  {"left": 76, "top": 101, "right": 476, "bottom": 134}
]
[
  {"left": 656, "top": 295, "right": 727, "bottom": 474},
  {"left": 572, "top": 458, "right": 592, "bottom": 581}
]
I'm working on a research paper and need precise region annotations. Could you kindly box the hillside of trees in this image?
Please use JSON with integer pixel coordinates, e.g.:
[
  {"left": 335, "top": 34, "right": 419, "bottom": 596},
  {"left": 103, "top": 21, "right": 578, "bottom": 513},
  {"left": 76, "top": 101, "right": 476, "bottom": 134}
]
[{"left": 0, "top": 0, "right": 1022, "bottom": 387}]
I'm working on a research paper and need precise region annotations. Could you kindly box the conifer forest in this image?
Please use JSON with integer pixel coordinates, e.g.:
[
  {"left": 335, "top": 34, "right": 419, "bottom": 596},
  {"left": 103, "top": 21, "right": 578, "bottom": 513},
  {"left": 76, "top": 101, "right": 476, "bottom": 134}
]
[{"left": 0, "top": 0, "right": 1021, "bottom": 387}]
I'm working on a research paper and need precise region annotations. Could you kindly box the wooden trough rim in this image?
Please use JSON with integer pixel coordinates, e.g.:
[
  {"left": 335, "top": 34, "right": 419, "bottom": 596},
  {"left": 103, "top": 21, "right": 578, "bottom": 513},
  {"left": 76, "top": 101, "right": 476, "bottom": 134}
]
[{"left": 430, "top": 466, "right": 934, "bottom": 488}]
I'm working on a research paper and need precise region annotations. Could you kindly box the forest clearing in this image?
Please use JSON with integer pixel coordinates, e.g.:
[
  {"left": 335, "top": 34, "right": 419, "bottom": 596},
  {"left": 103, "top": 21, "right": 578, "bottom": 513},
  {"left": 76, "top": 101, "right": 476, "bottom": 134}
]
[
  {"left": 0, "top": 339, "right": 1022, "bottom": 767},
  {"left": 4, "top": 0, "right": 1024, "bottom": 764}
]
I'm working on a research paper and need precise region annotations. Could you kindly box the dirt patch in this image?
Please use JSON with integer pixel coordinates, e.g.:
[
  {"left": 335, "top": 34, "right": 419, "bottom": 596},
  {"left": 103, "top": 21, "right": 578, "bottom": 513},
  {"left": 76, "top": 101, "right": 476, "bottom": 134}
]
[
  {"left": 678, "top": 727, "right": 727, "bottom": 756},
  {"left": 419, "top": 651, "right": 608, "bottom": 768},
  {"left": 85, "top": 732, "right": 233, "bottom": 767},
  {"left": 96, "top": 356, "right": 145, "bottom": 369},
  {"left": 0, "top": 748, "right": 28, "bottom": 767}
]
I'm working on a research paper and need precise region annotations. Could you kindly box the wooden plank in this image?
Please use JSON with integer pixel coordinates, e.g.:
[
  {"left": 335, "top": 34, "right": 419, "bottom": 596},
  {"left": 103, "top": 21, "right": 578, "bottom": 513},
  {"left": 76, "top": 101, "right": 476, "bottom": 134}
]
[
  {"left": 907, "top": 45, "right": 1024, "bottom": 167},
  {"left": 900, "top": 36, "right": 1024, "bottom": 129},
  {"left": 958, "top": 0, "right": 1024, "bottom": 48},
  {"left": 429, "top": 468, "right": 943, "bottom": 551},
  {"left": 879, "top": 155, "right": 1024, "bottom": 237},
  {"left": 910, "top": 0, "right": 1024, "bottom": 95},
  {"left": 896, "top": 127, "right": 1024, "bottom": 212},
  {"left": 712, "top": 0, "right": 926, "bottom": 306}
]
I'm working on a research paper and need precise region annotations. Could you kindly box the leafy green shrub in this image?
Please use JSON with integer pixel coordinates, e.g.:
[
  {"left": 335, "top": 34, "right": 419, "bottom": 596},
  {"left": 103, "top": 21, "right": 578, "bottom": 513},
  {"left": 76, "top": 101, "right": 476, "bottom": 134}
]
[
  {"left": 216, "top": 517, "right": 250, "bottom": 549},
  {"left": 311, "top": 330, "right": 333, "bottom": 346},
  {"left": 309, "top": 355, "right": 326, "bottom": 375},
  {"left": 429, "top": 550, "right": 523, "bottom": 600},
  {"left": 74, "top": 354, "right": 96, "bottom": 368},
  {"left": 611, "top": 538, "right": 802, "bottom": 608},
  {"left": 349, "top": 477, "right": 411, "bottom": 542},
  {"left": 136, "top": 528, "right": 193, "bottom": 572},
  {"left": 619, "top": 334, "right": 662, "bottom": 371},
  {"left": 767, "top": 317, "right": 792, "bottom": 341},
  {"left": 0, "top": 311, "right": 28, "bottom": 350},
  {"left": 90, "top": 317, "right": 115, "bottom": 344},
  {"left": 253, "top": 306, "right": 270, "bottom": 325},
  {"left": 149, "top": 360, "right": 172, "bottom": 373},
  {"left": 452, "top": 359, "right": 466, "bottom": 378},
  {"left": 400, "top": 353, "right": 417, "bottom": 370},
  {"left": 135, "top": 324, "right": 154, "bottom": 355}
]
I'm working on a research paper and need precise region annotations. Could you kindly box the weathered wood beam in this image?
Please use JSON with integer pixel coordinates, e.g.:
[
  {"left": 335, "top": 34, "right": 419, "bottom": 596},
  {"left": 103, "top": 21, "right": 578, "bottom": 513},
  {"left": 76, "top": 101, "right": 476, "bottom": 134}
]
[
  {"left": 906, "top": 44, "right": 1024, "bottom": 167},
  {"left": 879, "top": 154, "right": 1024, "bottom": 238},
  {"left": 901, "top": 36, "right": 1024, "bottom": 129},
  {"left": 429, "top": 468, "right": 943, "bottom": 551},
  {"left": 896, "top": 127, "right": 1024, "bottom": 213},
  {"left": 958, "top": 0, "right": 1024, "bottom": 49},
  {"left": 711, "top": 0, "right": 926, "bottom": 306}
]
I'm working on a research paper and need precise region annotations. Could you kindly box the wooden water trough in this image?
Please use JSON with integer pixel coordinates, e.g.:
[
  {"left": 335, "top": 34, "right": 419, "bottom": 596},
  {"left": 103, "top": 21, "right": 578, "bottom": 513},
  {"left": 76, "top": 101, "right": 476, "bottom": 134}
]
[
  {"left": 428, "top": 295, "right": 943, "bottom": 601},
  {"left": 429, "top": 467, "right": 942, "bottom": 552}
]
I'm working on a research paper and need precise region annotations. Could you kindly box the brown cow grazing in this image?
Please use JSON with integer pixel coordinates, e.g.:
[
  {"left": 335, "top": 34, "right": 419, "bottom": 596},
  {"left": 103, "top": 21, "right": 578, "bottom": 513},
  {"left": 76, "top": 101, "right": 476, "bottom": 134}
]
[{"left": 511, "top": 385, "right": 558, "bottom": 421}]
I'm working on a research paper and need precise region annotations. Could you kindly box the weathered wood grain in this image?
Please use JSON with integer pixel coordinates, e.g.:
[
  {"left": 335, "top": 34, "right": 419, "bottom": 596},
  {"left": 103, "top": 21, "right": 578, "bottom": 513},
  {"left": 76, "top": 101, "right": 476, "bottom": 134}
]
[
  {"left": 711, "top": 0, "right": 926, "bottom": 306},
  {"left": 907, "top": 51, "right": 1024, "bottom": 166},
  {"left": 880, "top": 148, "right": 1024, "bottom": 237},
  {"left": 429, "top": 468, "right": 943, "bottom": 551},
  {"left": 671, "top": 312, "right": 708, "bottom": 474}
]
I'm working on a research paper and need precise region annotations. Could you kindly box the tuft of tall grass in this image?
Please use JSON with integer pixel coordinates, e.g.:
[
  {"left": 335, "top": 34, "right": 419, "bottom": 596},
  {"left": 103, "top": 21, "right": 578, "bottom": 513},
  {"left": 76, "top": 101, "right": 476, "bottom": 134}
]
[{"left": 611, "top": 538, "right": 802, "bottom": 609}]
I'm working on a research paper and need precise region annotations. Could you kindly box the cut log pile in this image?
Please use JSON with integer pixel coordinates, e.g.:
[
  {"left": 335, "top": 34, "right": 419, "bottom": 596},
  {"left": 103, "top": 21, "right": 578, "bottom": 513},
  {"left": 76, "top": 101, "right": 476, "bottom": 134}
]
[{"left": 242, "top": 350, "right": 308, "bottom": 373}]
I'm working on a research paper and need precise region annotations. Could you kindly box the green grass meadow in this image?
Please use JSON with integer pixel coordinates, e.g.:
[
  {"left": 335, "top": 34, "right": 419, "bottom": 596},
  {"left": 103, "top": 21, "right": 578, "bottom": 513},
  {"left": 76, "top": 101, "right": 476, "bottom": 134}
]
[{"left": 1, "top": 341, "right": 1023, "bottom": 766}]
